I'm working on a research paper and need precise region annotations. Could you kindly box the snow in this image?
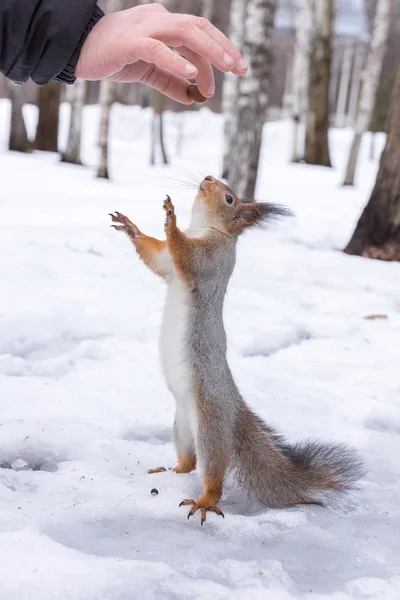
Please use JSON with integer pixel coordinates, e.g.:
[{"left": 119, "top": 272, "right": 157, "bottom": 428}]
[{"left": 0, "top": 99, "right": 400, "bottom": 600}]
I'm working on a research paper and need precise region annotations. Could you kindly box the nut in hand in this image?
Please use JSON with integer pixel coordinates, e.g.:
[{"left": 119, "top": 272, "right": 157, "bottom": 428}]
[{"left": 188, "top": 84, "right": 208, "bottom": 104}]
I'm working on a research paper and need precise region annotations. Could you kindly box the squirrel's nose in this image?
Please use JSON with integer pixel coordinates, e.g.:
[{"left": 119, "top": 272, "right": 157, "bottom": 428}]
[{"left": 204, "top": 175, "right": 213, "bottom": 182}]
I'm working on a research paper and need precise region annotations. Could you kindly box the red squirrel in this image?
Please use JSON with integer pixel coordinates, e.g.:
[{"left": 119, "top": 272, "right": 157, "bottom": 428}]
[{"left": 110, "top": 176, "right": 364, "bottom": 525}]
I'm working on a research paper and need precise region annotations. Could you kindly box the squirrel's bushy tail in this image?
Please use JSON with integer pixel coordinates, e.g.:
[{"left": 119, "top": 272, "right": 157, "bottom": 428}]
[{"left": 233, "top": 405, "right": 364, "bottom": 507}]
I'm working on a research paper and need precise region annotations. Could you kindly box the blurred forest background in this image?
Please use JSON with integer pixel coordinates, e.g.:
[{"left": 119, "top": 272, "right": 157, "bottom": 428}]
[{"left": 2, "top": 0, "right": 400, "bottom": 260}]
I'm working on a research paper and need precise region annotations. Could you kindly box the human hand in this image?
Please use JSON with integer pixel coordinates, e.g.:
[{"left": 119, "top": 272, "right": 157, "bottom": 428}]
[{"left": 76, "top": 3, "right": 248, "bottom": 104}]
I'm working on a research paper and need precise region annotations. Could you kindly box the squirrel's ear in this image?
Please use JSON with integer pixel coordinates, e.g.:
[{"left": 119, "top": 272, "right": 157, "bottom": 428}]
[{"left": 237, "top": 202, "right": 292, "bottom": 230}]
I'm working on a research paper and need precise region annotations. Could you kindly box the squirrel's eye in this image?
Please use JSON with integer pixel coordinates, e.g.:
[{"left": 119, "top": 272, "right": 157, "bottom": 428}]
[{"left": 225, "top": 194, "right": 234, "bottom": 205}]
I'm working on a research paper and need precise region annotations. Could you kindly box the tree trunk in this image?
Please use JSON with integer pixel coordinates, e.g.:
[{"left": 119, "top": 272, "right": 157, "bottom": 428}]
[
  {"left": 282, "top": 58, "right": 293, "bottom": 116},
  {"left": 159, "top": 111, "right": 168, "bottom": 165},
  {"left": 8, "top": 82, "right": 30, "bottom": 153},
  {"left": 221, "top": 0, "right": 247, "bottom": 179},
  {"left": 290, "top": 0, "right": 312, "bottom": 162},
  {"left": 175, "top": 113, "right": 185, "bottom": 157},
  {"left": 97, "top": 80, "right": 117, "bottom": 179},
  {"left": 150, "top": 89, "right": 169, "bottom": 165},
  {"left": 150, "top": 111, "right": 156, "bottom": 166},
  {"left": 335, "top": 42, "right": 354, "bottom": 127},
  {"left": 61, "top": 79, "right": 87, "bottom": 165},
  {"left": 342, "top": 132, "right": 363, "bottom": 187},
  {"left": 228, "top": 0, "right": 277, "bottom": 200},
  {"left": 96, "top": 0, "right": 126, "bottom": 179},
  {"left": 34, "top": 82, "right": 61, "bottom": 152},
  {"left": 369, "top": 131, "right": 376, "bottom": 160},
  {"left": 342, "top": 0, "right": 391, "bottom": 186},
  {"left": 304, "top": 0, "right": 335, "bottom": 167},
  {"left": 201, "top": 0, "right": 214, "bottom": 21},
  {"left": 344, "top": 61, "right": 400, "bottom": 261},
  {"left": 347, "top": 42, "right": 365, "bottom": 127},
  {"left": 364, "top": 0, "right": 376, "bottom": 34},
  {"left": 329, "top": 42, "right": 340, "bottom": 114}
]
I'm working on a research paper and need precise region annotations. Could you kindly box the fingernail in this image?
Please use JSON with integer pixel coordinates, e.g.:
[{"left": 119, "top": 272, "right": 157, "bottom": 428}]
[
  {"left": 223, "top": 53, "right": 235, "bottom": 66},
  {"left": 207, "top": 84, "right": 215, "bottom": 97},
  {"left": 186, "top": 63, "right": 198, "bottom": 75},
  {"left": 239, "top": 59, "right": 248, "bottom": 71}
]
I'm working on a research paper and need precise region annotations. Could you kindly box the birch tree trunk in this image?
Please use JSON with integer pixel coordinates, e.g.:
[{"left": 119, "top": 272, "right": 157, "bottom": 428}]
[
  {"left": 344, "top": 61, "right": 400, "bottom": 261},
  {"left": 347, "top": 43, "right": 365, "bottom": 127},
  {"left": 62, "top": 79, "right": 87, "bottom": 165},
  {"left": 290, "top": 0, "right": 311, "bottom": 163},
  {"left": 96, "top": 0, "right": 124, "bottom": 179},
  {"left": 202, "top": 0, "right": 214, "bottom": 21},
  {"left": 282, "top": 59, "right": 293, "bottom": 116},
  {"left": 329, "top": 42, "right": 340, "bottom": 113},
  {"left": 221, "top": 0, "right": 247, "bottom": 179},
  {"left": 97, "top": 80, "right": 117, "bottom": 179},
  {"left": 304, "top": 0, "right": 335, "bottom": 167},
  {"left": 8, "top": 82, "right": 30, "bottom": 153},
  {"left": 369, "top": 132, "right": 376, "bottom": 160},
  {"left": 141, "top": 0, "right": 172, "bottom": 166},
  {"left": 150, "top": 89, "right": 169, "bottom": 165},
  {"left": 228, "top": 0, "right": 277, "bottom": 199},
  {"left": 342, "top": 0, "right": 391, "bottom": 186},
  {"left": 335, "top": 42, "right": 354, "bottom": 127},
  {"left": 175, "top": 113, "right": 185, "bottom": 157},
  {"left": 34, "top": 83, "right": 61, "bottom": 152}
]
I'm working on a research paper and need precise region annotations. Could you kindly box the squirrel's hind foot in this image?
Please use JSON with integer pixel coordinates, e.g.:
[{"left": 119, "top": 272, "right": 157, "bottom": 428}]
[
  {"left": 179, "top": 499, "right": 225, "bottom": 526},
  {"left": 148, "top": 466, "right": 167, "bottom": 474},
  {"left": 148, "top": 463, "right": 196, "bottom": 474}
]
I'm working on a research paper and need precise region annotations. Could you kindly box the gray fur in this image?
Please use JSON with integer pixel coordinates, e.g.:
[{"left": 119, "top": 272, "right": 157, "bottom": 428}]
[
  {"left": 186, "top": 235, "right": 238, "bottom": 482},
  {"left": 183, "top": 231, "right": 364, "bottom": 507}
]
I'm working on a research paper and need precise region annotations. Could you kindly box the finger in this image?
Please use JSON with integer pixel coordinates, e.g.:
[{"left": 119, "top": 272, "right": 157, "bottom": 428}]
[
  {"left": 163, "top": 15, "right": 247, "bottom": 75},
  {"left": 124, "top": 37, "right": 198, "bottom": 80},
  {"left": 177, "top": 46, "right": 215, "bottom": 98},
  {"left": 116, "top": 63, "right": 194, "bottom": 105},
  {"left": 193, "top": 16, "right": 248, "bottom": 76}
]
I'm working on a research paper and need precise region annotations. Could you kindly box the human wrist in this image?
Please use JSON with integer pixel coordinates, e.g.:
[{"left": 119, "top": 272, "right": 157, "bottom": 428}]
[{"left": 55, "top": 4, "right": 104, "bottom": 84}]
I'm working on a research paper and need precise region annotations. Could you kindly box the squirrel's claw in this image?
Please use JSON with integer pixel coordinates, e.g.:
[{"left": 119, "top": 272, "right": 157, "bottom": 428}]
[
  {"left": 163, "top": 196, "right": 176, "bottom": 230},
  {"left": 179, "top": 499, "right": 225, "bottom": 525},
  {"left": 179, "top": 499, "right": 195, "bottom": 508},
  {"left": 109, "top": 211, "right": 128, "bottom": 224},
  {"left": 109, "top": 211, "right": 140, "bottom": 239},
  {"left": 148, "top": 467, "right": 167, "bottom": 474},
  {"left": 163, "top": 195, "right": 174, "bottom": 213}
]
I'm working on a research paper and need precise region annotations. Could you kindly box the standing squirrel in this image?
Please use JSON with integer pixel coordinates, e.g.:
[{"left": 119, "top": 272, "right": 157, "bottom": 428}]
[{"left": 110, "top": 176, "right": 364, "bottom": 525}]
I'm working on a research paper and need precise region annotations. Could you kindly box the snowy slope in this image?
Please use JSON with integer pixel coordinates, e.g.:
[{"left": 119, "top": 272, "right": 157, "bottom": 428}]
[{"left": 0, "top": 101, "right": 399, "bottom": 600}]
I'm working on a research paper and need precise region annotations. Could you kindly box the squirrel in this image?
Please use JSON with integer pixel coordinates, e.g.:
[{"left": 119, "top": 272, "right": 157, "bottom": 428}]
[{"left": 110, "top": 176, "right": 364, "bottom": 525}]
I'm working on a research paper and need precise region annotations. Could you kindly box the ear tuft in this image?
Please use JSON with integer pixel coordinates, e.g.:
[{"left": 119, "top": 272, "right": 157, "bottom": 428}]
[
  {"left": 263, "top": 203, "right": 294, "bottom": 223},
  {"left": 239, "top": 202, "right": 293, "bottom": 229}
]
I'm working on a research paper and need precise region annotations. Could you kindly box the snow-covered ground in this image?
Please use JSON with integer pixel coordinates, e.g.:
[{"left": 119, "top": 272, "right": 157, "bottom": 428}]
[{"left": 0, "top": 100, "right": 399, "bottom": 600}]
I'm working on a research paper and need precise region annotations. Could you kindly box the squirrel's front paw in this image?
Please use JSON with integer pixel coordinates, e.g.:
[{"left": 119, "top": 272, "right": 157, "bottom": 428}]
[
  {"left": 109, "top": 212, "right": 140, "bottom": 239},
  {"left": 163, "top": 195, "right": 176, "bottom": 232}
]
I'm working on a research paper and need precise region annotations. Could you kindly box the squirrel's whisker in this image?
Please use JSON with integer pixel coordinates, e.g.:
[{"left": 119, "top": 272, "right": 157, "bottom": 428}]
[
  {"left": 152, "top": 169, "right": 199, "bottom": 190},
  {"left": 172, "top": 164, "right": 202, "bottom": 186}
]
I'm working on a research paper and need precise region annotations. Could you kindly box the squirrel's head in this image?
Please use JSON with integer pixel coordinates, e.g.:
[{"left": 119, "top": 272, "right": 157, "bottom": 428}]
[{"left": 192, "top": 176, "right": 291, "bottom": 237}]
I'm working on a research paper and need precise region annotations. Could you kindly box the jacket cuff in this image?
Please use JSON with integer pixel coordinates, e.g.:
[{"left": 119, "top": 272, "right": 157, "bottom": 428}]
[{"left": 55, "top": 5, "right": 104, "bottom": 84}]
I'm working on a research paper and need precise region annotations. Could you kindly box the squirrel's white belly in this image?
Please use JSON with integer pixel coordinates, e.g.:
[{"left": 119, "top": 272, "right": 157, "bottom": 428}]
[{"left": 159, "top": 279, "right": 194, "bottom": 407}]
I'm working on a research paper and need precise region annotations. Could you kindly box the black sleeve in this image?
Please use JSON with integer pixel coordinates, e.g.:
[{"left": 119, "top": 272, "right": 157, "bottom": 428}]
[{"left": 0, "top": 0, "right": 104, "bottom": 85}]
